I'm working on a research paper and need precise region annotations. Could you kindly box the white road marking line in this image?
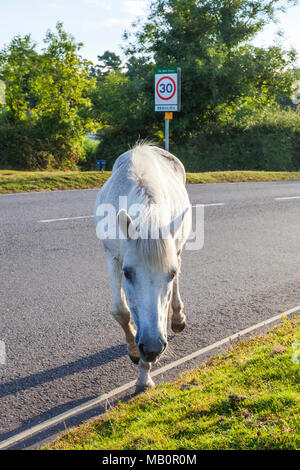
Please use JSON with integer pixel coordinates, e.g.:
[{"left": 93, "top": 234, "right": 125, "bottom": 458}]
[
  {"left": 0, "top": 304, "right": 299, "bottom": 450},
  {"left": 275, "top": 196, "right": 300, "bottom": 201},
  {"left": 39, "top": 215, "right": 94, "bottom": 223},
  {"left": 39, "top": 204, "right": 225, "bottom": 223},
  {"left": 193, "top": 203, "right": 225, "bottom": 207}
]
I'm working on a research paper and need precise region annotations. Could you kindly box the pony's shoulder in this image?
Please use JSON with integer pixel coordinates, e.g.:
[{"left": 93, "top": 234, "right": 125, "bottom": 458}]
[
  {"left": 112, "top": 144, "right": 186, "bottom": 184},
  {"left": 132, "top": 144, "right": 186, "bottom": 184},
  {"left": 155, "top": 147, "right": 186, "bottom": 183}
]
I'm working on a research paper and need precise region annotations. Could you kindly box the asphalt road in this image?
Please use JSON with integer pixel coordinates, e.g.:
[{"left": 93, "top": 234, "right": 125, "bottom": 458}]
[{"left": 1, "top": 181, "right": 300, "bottom": 447}]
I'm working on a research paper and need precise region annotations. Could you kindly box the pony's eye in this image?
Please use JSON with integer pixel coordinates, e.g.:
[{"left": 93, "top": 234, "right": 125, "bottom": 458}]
[{"left": 123, "top": 268, "right": 133, "bottom": 283}]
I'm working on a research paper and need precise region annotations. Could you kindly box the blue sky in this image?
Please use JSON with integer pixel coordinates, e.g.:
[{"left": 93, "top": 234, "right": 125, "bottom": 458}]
[{"left": 0, "top": 0, "right": 299, "bottom": 64}]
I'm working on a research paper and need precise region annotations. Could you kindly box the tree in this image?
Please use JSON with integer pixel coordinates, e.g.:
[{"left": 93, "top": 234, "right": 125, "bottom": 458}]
[
  {"left": 122, "top": 0, "right": 297, "bottom": 138},
  {"left": 90, "top": 0, "right": 299, "bottom": 168},
  {"left": 32, "top": 23, "right": 95, "bottom": 134},
  {"left": 90, "top": 50, "right": 122, "bottom": 78},
  {"left": 0, "top": 35, "right": 39, "bottom": 120},
  {"left": 90, "top": 65, "right": 156, "bottom": 162},
  {"left": 0, "top": 23, "right": 96, "bottom": 168}
]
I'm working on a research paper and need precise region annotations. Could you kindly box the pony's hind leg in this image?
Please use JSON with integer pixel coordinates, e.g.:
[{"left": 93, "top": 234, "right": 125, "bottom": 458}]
[
  {"left": 171, "top": 262, "right": 186, "bottom": 333},
  {"left": 106, "top": 252, "right": 140, "bottom": 364}
]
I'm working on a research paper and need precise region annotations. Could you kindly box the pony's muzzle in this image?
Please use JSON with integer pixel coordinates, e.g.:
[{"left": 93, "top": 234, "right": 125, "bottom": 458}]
[{"left": 138, "top": 339, "right": 167, "bottom": 363}]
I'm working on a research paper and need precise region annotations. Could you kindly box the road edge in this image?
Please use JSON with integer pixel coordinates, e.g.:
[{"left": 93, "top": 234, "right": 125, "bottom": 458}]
[{"left": 0, "top": 305, "right": 299, "bottom": 450}]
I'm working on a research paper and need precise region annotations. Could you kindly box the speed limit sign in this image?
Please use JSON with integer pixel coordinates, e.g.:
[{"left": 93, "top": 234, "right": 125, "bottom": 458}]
[{"left": 155, "top": 67, "right": 181, "bottom": 112}]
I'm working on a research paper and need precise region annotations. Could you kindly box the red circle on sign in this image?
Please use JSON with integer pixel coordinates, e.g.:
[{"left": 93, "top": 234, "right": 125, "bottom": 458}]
[{"left": 156, "top": 76, "right": 176, "bottom": 100}]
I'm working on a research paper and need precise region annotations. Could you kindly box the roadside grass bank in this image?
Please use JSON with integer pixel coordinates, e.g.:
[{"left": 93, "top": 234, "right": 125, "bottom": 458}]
[
  {"left": 1, "top": 170, "right": 300, "bottom": 194},
  {"left": 45, "top": 316, "right": 300, "bottom": 450},
  {"left": 0, "top": 170, "right": 111, "bottom": 194}
]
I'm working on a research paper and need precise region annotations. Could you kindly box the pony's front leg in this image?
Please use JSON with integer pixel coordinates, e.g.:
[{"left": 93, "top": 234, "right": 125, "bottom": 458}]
[
  {"left": 106, "top": 253, "right": 140, "bottom": 364},
  {"left": 136, "top": 359, "right": 154, "bottom": 392},
  {"left": 171, "top": 259, "right": 186, "bottom": 333}
]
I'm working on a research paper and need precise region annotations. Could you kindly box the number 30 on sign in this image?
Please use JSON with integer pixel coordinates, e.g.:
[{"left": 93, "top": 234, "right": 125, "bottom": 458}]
[{"left": 154, "top": 67, "right": 181, "bottom": 112}]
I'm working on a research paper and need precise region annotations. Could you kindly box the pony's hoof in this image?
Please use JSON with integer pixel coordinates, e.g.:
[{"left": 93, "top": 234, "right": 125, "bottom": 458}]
[
  {"left": 135, "top": 380, "right": 155, "bottom": 394},
  {"left": 129, "top": 354, "right": 140, "bottom": 365},
  {"left": 171, "top": 320, "right": 186, "bottom": 333}
]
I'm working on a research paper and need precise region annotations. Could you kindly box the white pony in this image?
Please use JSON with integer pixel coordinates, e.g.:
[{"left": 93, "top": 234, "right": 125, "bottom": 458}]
[{"left": 94, "top": 144, "right": 191, "bottom": 390}]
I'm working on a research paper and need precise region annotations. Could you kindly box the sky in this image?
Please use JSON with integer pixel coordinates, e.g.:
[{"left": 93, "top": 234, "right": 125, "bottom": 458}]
[{"left": 0, "top": 0, "right": 299, "bottom": 65}]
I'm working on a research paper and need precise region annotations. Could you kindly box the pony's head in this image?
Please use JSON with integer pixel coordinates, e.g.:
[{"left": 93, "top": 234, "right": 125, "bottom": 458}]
[{"left": 117, "top": 207, "right": 188, "bottom": 363}]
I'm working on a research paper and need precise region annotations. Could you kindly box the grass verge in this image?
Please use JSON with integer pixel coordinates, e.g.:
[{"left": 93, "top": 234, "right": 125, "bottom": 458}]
[
  {"left": 1, "top": 170, "right": 300, "bottom": 194},
  {"left": 0, "top": 170, "right": 111, "bottom": 194},
  {"left": 45, "top": 315, "right": 300, "bottom": 450}
]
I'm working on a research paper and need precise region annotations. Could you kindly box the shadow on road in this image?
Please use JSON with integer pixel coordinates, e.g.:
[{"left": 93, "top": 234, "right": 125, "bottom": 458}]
[
  {"left": 0, "top": 343, "right": 134, "bottom": 447},
  {"left": 0, "top": 388, "right": 137, "bottom": 449},
  {"left": 0, "top": 343, "right": 128, "bottom": 399}
]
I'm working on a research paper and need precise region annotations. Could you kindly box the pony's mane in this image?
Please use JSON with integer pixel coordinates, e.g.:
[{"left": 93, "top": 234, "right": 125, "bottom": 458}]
[
  {"left": 127, "top": 143, "right": 178, "bottom": 271},
  {"left": 128, "top": 200, "right": 177, "bottom": 272},
  {"left": 130, "top": 143, "right": 164, "bottom": 204}
]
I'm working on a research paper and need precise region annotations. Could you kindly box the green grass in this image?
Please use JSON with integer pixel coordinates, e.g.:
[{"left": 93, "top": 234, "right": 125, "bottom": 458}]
[
  {"left": 1, "top": 170, "right": 300, "bottom": 194},
  {"left": 0, "top": 170, "right": 111, "bottom": 194},
  {"left": 186, "top": 170, "right": 300, "bottom": 184},
  {"left": 45, "top": 315, "right": 300, "bottom": 450}
]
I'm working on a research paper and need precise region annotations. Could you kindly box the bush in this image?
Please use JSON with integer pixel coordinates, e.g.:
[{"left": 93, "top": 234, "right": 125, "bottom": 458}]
[
  {"left": 90, "top": 108, "right": 300, "bottom": 173},
  {"left": 172, "top": 108, "right": 300, "bottom": 172},
  {"left": 1, "top": 107, "right": 299, "bottom": 173},
  {"left": 0, "top": 116, "right": 83, "bottom": 170},
  {"left": 0, "top": 119, "right": 45, "bottom": 169},
  {"left": 77, "top": 136, "right": 100, "bottom": 170},
  {"left": 87, "top": 105, "right": 300, "bottom": 172}
]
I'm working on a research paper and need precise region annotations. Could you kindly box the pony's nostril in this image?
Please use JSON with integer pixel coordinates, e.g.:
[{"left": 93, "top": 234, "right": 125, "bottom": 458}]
[
  {"left": 145, "top": 351, "right": 158, "bottom": 362},
  {"left": 138, "top": 341, "right": 166, "bottom": 363}
]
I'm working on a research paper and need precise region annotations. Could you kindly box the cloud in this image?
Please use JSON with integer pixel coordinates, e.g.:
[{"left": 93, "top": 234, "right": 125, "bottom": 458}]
[
  {"left": 104, "top": 17, "right": 130, "bottom": 27},
  {"left": 82, "top": 0, "right": 111, "bottom": 10},
  {"left": 82, "top": 17, "right": 131, "bottom": 31},
  {"left": 48, "top": 2, "right": 63, "bottom": 8},
  {"left": 122, "top": 0, "right": 147, "bottom": 16}
]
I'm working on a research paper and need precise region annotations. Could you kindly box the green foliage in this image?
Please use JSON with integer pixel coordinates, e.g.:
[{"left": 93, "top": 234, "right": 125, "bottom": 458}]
[
  {"left": 90, "top": 50, "right": 123, "bottom": 78},
  {"left": 0, "top": 118, "right": 48, "bottom": 169},
  {"left": 91, "top": 64, "right": 163, "bottom": 167},
  {"left": 0, "top": 34, "right": 38, "bottom": 121},
  {"left": 0, "top": 2, "right": 299, "bottom": 171},
  {"left": 0, "top": 116, "right": 82, "bottom": 169},
  {"left": 0, "top": 23, "right": 96, "bottom": 169},
  {"left": 172, "top": 107, "right": 300, "bottom": 172},
  {"left": 125, "top": 0, "right": 297, "bottom": 133},
  {"left": 77, "top": 136, "right": 100, "bottom": 170},
  {"left": 89, "top": 0, "right": 298, "bottom": 171}
]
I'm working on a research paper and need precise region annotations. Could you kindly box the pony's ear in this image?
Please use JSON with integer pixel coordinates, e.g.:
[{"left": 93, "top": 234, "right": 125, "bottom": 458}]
[
  {"left": 117, "top": 209, "right": 133, "bottom": 239},
  {"left": 169, "top": 207, "right": 190, "bottom": 238}
]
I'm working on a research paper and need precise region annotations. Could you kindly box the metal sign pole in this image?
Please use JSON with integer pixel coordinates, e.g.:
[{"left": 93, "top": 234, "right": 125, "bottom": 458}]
[{"left": 165, "top": 114, "right": 169, "bottom": 151}]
